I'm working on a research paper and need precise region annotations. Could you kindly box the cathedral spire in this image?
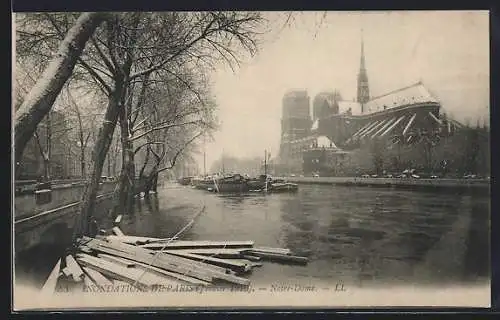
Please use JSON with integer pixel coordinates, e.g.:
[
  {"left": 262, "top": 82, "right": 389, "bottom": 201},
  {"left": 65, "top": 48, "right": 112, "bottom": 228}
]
[
  {"left": 357, "top": 28, "right": 370, "bottom": 110},
  {"left": 360, "top": 29, "right": 365, "bottom": 70}
]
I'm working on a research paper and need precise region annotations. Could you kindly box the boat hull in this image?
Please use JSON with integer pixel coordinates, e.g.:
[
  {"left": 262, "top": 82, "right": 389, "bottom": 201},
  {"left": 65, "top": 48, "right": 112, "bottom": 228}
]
[{"left": 269, "top": 182, "right": 299, "bottom": 193}]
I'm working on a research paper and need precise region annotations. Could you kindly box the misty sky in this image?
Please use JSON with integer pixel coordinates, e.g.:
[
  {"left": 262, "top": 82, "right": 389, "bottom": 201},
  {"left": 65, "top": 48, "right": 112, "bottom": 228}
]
[{"left": 199, "top": 11, "right": 489, "bottom": 170}]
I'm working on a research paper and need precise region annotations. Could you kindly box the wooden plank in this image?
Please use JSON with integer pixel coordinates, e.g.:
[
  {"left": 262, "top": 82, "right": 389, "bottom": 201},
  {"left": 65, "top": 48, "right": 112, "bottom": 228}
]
[
  {"left": 86, "top": 238, "right": 232, "bottom": 275},
  {"left": 79, "top": 242, "right": 214, "bottom": 283},
  {"left": 221, "top": 259, "right": 263, "bottom": 268},
  {"left": 245, "top": 251, "right": 309, "bottom": 265},
  {"left": 164, "top": 251, "right": 251, "bottom": 274},
  {"left": 40, "top": 258, "right": 61, "bottom": 295},
  {"left": 242, "top": 255, "right": 261, "bottom": 262},
  {"left": 62, "top": 267, "right": 72, "bottom": 278},
  {"left": 247, "top": 247, "right": 291, "bottom": 255},
  {"left": 77, "top": 254, "right": 186, "bottom": 290},
  {"left": 78, "top": 256, "right": 150, "bottom": 291},
  {"left": 82, "top": 266, "right": 113, "bottom": 287},
  {"left": 81, "top": 239, "right": 250, "bottom": 285},
  {"left": 98, "top": 254, "right": 137, "bottom": 267},
  {"left": 83, "top": 275, "right": 95, "bottom": 287},
  {"left": 105, "top": 235, "right": 178, "bottom": 245},
  {"left": 113, "top": 215, "right": 123, "bottom": 226},
  {"left": 65, "top": 254, "right": 85, "bottom": 282},
  {"left": 139, "top": 240, "right": 255, "bottom": 250},
  {"left": 112, "top": 227, "right": 125, "bottom": 236},
  {"left": 164, "top": 248, "right": 245, "bottom": 258},
  {"left": 97, "top": 254, "right": 211, "bottom": 285}
]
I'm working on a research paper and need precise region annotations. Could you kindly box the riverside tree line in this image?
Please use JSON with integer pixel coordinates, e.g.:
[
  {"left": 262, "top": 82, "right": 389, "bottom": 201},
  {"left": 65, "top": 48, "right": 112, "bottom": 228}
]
[{"left": 14, "top": 12, "right": 268, "bottom": 239}]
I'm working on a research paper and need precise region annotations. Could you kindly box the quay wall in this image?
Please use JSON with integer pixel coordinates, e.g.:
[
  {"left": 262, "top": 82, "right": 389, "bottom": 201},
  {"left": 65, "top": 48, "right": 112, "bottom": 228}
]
[
  {"left": 276, "top": 176, "right": 490, "bottom": 193},
  {"left": 15, "top": 181, "right": 117, "bottom": 220},
  {"left": 14, "top": 181, "right": 118, "bottom": 255}
]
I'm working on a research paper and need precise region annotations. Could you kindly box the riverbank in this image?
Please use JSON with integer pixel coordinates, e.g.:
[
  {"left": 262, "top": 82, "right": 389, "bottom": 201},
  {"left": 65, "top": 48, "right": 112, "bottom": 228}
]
[{"left": 276, "top": 176, "right": 490, "bottom": 193}]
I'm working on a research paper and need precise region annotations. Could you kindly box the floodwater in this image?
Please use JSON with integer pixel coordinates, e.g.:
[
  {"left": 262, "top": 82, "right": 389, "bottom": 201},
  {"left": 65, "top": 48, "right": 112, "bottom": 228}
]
[{"left": 16, "top": 182, "right": 490, "bottom": 289}]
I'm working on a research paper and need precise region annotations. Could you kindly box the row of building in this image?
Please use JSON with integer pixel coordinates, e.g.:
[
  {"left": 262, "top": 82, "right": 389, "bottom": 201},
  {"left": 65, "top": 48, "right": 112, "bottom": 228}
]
[{"left": 275, "top": 37, "right": 490, "bottom": 177}]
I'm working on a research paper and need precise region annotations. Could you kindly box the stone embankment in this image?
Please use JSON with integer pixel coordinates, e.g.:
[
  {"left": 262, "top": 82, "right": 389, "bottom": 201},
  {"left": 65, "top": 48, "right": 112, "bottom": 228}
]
[{"left": 276, "top": 176, "right": 490, "bottom": 193}]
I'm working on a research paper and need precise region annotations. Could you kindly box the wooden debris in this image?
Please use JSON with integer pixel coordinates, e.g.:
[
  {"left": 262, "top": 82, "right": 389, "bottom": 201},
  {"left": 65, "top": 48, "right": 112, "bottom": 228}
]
[
  {"left": 164, "top": 251, "right": 251, "bottom": 274},
  {"left": 140, "top": 240, "right": 255, "bottom": 250},
  {"left": 65, "top": 255, "right": 85, "bottom": 282},
  {"left": 47, "top": 226, "right": 309, "bottom": 291},
  {"left": 242, "top": 254, "right": 262, "bottom": 262},
  {"left": 246, "top": 247, "right": 292, "bottom": 255},
  {"left": 97, "top": 254, "right": 211, "bottom": 285},
  {"left": 112, "top": 227, "right": 125, "bottom": 237},
  {"left": 83, "top": 275, "right": 95, "bottom": 287},
  {"left": 82, "top": 237, "right": 251, "bottom": 286},
  {"left": 245, "top": 251, "right": 309, "bottom": 265},
  {"left": 41, "top": 258, "right": 61, "bottom": 295},
  {"left": 62, "top": 267, "right": 72, "bottom": 278},
  {"left": 164, "top": 248, "right": 246, "bottom": 258},
  {"left": 82, "top": 266, "right": 113, "bottom": 287},
  {"left": 77, "top": 253, "right": 185, "bottom": 290},
  {"left": 104, "top": 235, "right": 178, "bottom": 245},
  {"left": 80, "top": 239, "right": 215, "bottom": 282},
  {"left": 113, "top": 215, "right": 122, "bottom": 226}
]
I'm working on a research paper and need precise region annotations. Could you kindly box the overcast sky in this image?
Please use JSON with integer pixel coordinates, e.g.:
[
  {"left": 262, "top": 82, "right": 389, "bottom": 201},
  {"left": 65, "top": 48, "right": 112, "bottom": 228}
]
[{"left": 199, "top": 11, "right": 489, "bottom": 170}]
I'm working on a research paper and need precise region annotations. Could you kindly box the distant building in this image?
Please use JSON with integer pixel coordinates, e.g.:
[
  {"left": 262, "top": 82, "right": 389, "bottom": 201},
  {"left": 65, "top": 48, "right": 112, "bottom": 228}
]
[
  {"left": 312, "top": 91, "right": 342, "bottom": 121},
  {"left": 276, "top": 33, "right": 473, "bottom": 177}
]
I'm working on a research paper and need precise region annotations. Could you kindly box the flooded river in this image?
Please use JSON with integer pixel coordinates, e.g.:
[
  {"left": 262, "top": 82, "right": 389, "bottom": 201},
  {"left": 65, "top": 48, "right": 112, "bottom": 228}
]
[{"left": 16, "top": 182, "right": 490, "bottom": 289}]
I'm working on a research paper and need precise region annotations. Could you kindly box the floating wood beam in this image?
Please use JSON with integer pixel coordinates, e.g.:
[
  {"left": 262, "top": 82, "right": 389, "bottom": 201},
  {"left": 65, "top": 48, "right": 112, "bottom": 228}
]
[
  {"left": 243, "top": 247, "right": 292, "bottom": 255},
  {"left": 164, "top": 248, "right": 245, "bottom": 258},
  {"left": 402, "top": 113, "right": 417, "bottom": 136},
  {"left": 103, "top": 235, "right": 178, "bottom": 245},
  {"left": 380, "top": 115, "right": 406, "bottom": 137},
  {"left": 247, "top": 251, "right": 309, "bottom": 265},
  {"left": 140, "top": 240, "right": 255, "bottom": 250},
  {"left": 242, "top": 254, "right": 262, "bottom": 262}
]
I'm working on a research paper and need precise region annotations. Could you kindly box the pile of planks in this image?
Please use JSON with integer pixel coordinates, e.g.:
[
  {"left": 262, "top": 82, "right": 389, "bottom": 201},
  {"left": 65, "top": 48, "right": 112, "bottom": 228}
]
[{"left": 41, "top": 218, "right": 309, "bottom": 294}]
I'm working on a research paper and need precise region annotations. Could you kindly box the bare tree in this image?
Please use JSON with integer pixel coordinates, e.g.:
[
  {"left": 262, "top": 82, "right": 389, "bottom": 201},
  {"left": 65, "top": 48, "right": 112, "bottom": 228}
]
[
  {"left": 14, "top": 12, "right": 110, "bottom": 166},
  {"left": 64, "top": 85, "right": 105, "bottom": 178},
  {"left": 17, "top": 12, "right": 265, "bottom": 238}
]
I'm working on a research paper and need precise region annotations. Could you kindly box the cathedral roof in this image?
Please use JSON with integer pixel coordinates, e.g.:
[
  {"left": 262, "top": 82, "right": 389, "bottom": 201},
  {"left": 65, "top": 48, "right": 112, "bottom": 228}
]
[
  {"left": 338, "top": 101, "right": 362, "bottom": 115},
  {"left": 364, "top": 82, "right": 439, "bottom": 113}
]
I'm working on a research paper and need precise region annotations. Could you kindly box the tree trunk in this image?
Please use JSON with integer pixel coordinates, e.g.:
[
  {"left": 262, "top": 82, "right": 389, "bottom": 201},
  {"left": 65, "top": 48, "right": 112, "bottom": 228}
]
[
  {"left": 151, "top": 172, "right": 158, "bottom": 192},
  {"left": 143, "top": 171, "right": 158, "bottom": 195},
  {"left": 14, "top": 12, "right": 109, "bottom": 167},
  {"left": 80, "top": 149, "right": 86, "bottom": 178},
  {"left": 43, "top": 158, "right": 51, "bottom": 181},
  {"left": 113, "top": 108, "right": 135, "bottom": 216},
  {"left": 74, "top": 85, "right": 122, "bottom": 240}
]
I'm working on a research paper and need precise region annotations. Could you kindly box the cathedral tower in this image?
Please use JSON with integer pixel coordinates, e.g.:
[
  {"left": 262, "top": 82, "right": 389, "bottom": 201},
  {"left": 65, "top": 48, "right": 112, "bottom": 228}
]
[{"left": 357, "top": 30, "right": 370, "bottom": 111}]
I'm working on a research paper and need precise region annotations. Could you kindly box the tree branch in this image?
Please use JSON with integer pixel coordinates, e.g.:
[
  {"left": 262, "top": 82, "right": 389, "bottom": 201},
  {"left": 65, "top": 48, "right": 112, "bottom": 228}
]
[
  {"left": 155, "top": 131, "right": 203, "bottom": 174},
  {"left": 134, "top": 141, "right": 164, "bottom": 154},
  {"left": 130, "top": 120, "right": 204, "bottom": 142}
]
